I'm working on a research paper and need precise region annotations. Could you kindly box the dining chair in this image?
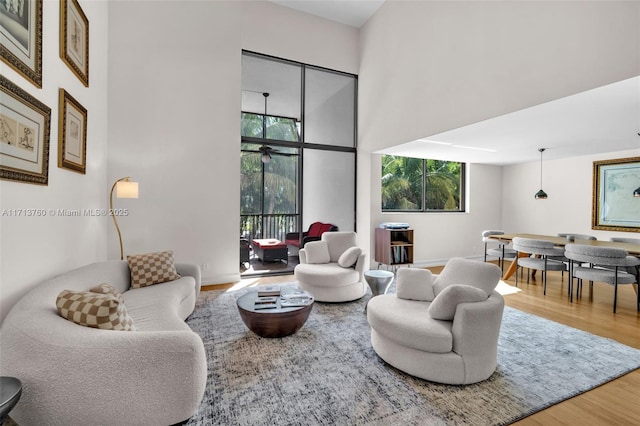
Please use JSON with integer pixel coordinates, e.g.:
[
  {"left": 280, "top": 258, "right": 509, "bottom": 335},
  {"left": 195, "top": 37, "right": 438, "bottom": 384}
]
[
  {"left": 552, "top": 233, "right": 597, "bottom": 276},
  {"left": 610, "top": 237, "right": 640, "bottom": 244},
  {"left": 482, "top": 230, "right": 517, "bottom": 273},
  {"left": 610, "top": 237, "right": 640, "bottom": 275},
  {"left": 564, "top": 244, "right": 640, "bottom": 313},
  {"left": 557, "top": 233, "right": 597, "bottom": 241},
  {"left": 512, "top": 237, "right": 566, "bottom": 295}
]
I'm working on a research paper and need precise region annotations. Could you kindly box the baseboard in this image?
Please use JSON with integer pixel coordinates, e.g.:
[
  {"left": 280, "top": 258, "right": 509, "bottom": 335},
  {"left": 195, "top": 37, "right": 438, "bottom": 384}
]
[
  {"left": 373, "top": 255, "right": 486, "bottom": 270},
  {"left": 202, "top": 272, "right": 240, "bottom": 287},
  {"left": 413, "top": 255, "right": 486, "bottom": 267}
]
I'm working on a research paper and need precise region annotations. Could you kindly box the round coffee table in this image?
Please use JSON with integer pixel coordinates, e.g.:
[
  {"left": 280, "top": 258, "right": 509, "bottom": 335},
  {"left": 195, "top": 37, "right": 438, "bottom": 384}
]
[
  {"left": 364, "top": 269, "right": 395, "bottom": 296},
  {"left": 0, "top": 376, "right": 22, "bottom": 424},
  {"left": 237, "top": 287, "right": 313, "bottom": 338}
]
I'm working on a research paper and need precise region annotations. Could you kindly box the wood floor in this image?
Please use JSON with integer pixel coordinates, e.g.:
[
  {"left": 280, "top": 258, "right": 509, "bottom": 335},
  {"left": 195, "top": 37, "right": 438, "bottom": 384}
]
[{"left": 207, "top": 261, "right": 640, "bottom": 425}]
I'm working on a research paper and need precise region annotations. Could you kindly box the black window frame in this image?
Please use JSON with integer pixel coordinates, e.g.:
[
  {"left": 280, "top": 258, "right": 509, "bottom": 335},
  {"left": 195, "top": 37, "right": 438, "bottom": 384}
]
[{"left": 381, "top": 155, "right": 467, "bottom": 213}]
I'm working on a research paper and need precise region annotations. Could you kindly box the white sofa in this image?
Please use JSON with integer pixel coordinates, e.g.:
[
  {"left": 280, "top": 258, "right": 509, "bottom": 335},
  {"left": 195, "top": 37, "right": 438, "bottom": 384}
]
[
  {"left": 0, "top": 261, "right": 207, "bottom": 426},
  {"left": 294, "top": 231, "right": 367, "bottom": 302},
  {"left": 367, "top": 258, "right": 505, "bottom": 385}
]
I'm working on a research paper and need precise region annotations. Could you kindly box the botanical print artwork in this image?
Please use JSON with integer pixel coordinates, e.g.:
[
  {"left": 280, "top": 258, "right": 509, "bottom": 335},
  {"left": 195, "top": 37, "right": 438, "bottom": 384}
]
[
  {"left": 1, "top": 0, "right": 29, "bottom": 50},
  {"left": 0, "top": 0, "right": 42, "bottom": 87},
  {"left": 57, "top": 88, "right": 87, "bottom": 174},
  {"left": 59, "top": 0, "right": 88, "bottom": 86},
  {"left": 0, "top": 75, "right": 50, "bottom": 184},
  {"left": 64, "top": 104, "right": 83, "bottom": 164},
  {"left": 67, "top": 9, "right": 84, "bottom": 69},
  {"left": 18, "top": 123, "right": 34, "bottom": 151},
  {"left": 0, "top": 114, "right": 18, "bottom": 146},
  {"left": 0, "top": 112, "right": 35, "bottom": 154}
]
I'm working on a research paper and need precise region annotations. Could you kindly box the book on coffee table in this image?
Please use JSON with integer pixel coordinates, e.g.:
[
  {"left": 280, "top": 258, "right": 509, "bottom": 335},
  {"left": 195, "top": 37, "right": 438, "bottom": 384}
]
[
  {"left": 255, "top": 296, "right": 278, "bottom": 304},
  {"left": 257, "top": 286, "right": 281, "bottom": 297},
  {"left": 253, "top": 302, "right": 278, "bottom": 310},
  {"left": 280, "top": 291, "right": 314, "bottom": 307}
]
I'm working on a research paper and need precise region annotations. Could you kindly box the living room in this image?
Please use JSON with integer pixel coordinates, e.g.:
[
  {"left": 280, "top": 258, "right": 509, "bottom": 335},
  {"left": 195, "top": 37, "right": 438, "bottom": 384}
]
[{"left": 1, "top": 1, "right": 639, "bottom": 425}]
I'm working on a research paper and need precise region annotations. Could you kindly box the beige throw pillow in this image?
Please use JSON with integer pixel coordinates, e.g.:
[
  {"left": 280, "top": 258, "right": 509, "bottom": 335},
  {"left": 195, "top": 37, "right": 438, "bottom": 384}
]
[
  {"left": 433, "top": 257, "right": 501, "bottom": 296},
  {"left": 304, "top": 241, "right": 331, "bottom": 264},
  {"left": 127, "top": 251, "right": 180, "bottom": 288},
  {"left": 338, "top": 247, "right": 362, "bottom": 268},
  {"left": 428, "top": 284, "right": 488, "bottom": 320},
  {"left": 56, "top": 290, "right": 136, "bottom": 331},
  {"left": 89, "top": 283, "right": 124, "bottom": 303},
  {"left": 396, "top": 268, "right": 435, "bottom": 301}
]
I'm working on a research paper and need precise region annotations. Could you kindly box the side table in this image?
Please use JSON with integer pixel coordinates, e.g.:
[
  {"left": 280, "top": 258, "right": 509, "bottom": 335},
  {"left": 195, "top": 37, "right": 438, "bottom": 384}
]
[
  {"left": 0, "top": 377, "right": 22, "bottom": 424},
  {"left": 364, "top": 269, "right": 395, "bottom": 297}
]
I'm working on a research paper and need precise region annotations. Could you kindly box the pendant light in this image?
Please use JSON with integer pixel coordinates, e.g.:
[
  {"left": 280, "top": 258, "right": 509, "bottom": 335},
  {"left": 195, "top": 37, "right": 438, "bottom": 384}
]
[
  {"left": 534, "top": 148, "right": 548, "bottom": 199},
  {"left": 261, "top": 92, "right": 271, "bottom": 163}
]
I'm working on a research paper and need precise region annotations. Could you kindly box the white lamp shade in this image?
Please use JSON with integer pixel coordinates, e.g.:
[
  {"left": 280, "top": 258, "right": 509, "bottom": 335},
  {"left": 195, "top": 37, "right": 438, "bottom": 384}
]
[{"left": 116, "top": 181, "right": 139, "bottom": 199}]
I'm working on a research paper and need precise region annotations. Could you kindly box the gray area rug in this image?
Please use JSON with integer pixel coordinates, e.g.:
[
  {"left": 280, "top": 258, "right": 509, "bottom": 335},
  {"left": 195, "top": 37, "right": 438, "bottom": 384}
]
[{"left": 185, "top": 284, "right": 640, "bottom": 425}]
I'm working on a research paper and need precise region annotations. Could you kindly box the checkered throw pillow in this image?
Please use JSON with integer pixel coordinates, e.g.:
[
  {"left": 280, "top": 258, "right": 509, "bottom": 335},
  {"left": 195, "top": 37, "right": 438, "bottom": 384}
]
[
  {"left": 89, "top": 283, "right": 124, "bottom": 303},
  {"left": 127, "top": 250, "right": 181, "bottom": 289},
  {"left": 56, "top": 290, "right": 136, "bottom": 331}
]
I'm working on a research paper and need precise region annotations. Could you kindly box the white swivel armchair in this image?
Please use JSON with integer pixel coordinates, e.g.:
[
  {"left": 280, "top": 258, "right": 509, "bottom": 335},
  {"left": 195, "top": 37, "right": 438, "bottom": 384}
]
[
  {"left": 294, "top": 231, "right": 367, "bottom": 302},
  {"left": 367, "top": 258, "right": 504, "bottom": 384}
]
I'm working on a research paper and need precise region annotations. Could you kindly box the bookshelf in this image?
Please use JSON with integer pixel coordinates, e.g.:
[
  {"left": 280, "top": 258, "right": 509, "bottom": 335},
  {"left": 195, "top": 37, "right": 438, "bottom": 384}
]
[{"left": 374, "top": 228, "right": 414, "bottom": 267}]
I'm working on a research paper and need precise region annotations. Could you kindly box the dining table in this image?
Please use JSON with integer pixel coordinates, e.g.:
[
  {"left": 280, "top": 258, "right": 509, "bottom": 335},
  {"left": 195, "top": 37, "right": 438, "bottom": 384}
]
[{"left": 488, "top": 233, "right": 640, "bottom": 280}]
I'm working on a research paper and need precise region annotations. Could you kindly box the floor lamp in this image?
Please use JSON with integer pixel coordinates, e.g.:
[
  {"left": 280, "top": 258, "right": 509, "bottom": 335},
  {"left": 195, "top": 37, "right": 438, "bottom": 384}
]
[{"left": 110, "top": 177, "right": 139, "bottom": 260}]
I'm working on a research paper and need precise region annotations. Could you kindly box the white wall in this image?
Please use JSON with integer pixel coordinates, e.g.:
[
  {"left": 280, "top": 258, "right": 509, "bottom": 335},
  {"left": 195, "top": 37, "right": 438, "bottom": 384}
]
[
  {"left": 240, "top": 1, "right": 359, "bottom": 75},
  {"left": 107, "top": 1, "right": 242, "bottom": 284},
  {"left": 0, "top": 0, "right": 109, "bottom": 323},
  {"left": 358, "top": 1, "right": 640, "bottom": 267},
  {"left": 359, "top": 1, "right": 640, "bottom": 153},
  {"left": 370, "top": 158, "right": 503, "bottom": 266},
  {"left": 503, "top": 148, "right": 640, "bottom": 240},
  {"left": 107, "top": 1, "right": 360, "bottom": 285}
]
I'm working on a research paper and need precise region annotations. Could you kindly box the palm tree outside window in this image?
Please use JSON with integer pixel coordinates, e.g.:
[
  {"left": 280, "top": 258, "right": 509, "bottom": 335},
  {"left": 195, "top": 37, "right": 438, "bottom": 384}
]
[{"left": 381, "top": 155, "right": 466, "bottom": 212}]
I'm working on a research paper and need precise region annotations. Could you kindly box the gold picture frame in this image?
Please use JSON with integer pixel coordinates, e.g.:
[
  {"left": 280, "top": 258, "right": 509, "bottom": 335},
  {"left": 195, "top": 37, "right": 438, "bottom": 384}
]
[
  {"left": 58, "top": 89, "right": 87, "bottom": 174},
  {"left": 592, "top": 156, "right": 640, "bottom": 232},
  {"left": 0, "top": 75, "right": 51, "bottom": 185},
  {"left": 0, "top": 0, "right": 43, "bottom": 88},
  {"left": 60, "top": 0, "right": 89, "bottom": 87}
]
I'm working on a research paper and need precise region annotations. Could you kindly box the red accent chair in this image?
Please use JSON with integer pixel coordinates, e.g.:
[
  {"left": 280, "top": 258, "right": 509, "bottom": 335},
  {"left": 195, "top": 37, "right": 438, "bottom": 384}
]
[{"left": 285, "top": 222, "right": 338, "bottom": 249}]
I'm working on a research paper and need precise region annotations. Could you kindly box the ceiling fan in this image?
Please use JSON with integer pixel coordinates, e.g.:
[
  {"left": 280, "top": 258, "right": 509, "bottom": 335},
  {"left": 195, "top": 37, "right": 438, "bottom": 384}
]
[{"left": 258, "top": 145, "right": 278, "bottom": 164}]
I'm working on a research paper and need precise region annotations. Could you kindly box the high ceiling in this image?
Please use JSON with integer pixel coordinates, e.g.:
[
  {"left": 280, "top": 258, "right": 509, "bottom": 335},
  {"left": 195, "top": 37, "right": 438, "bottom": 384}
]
[{"left": 269, "top": 1, "right": 640, "bottom": 165}]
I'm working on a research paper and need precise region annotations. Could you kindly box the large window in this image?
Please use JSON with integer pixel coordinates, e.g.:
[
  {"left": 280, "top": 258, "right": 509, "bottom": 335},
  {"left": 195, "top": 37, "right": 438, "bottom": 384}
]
[
  {"left": 240, "top": 51, "right": 357, "bottom": 247},
  {"left": 241, "top": 113, "right": 300, "bottom": 142},
  {"left": 382, "top": 155, "right": 465, "bottom": 212}
]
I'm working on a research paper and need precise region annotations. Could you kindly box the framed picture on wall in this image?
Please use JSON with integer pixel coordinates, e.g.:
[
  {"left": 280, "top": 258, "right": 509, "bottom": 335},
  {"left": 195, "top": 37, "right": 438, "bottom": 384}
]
[
  {"left": 0, "top": 0, "right": 43, "bottom": 88},
  {"left": 0, "top": 75, "right": 51, "bottom": 185},
  {"left": 58, "top": 89, "right": 87, "bottom": 174},
  {"left": 592, "top": 156, "right": 640, "bottom": 232},
  {"left": 60, "top": 0, "right": 89, "bottom": 87}
]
